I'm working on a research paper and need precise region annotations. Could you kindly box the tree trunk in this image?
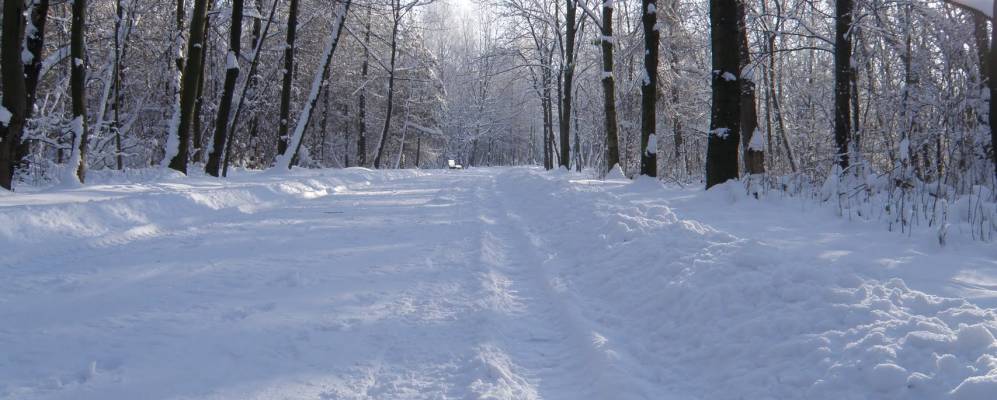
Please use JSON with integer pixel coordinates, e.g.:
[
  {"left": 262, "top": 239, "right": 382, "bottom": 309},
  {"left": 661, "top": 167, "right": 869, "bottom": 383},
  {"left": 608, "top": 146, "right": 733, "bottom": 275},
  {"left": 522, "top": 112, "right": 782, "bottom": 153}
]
[
  {"left": 600, "top": 2, "right": 621, "bottom": 173},
  {"left": 206, "top": 0, "right": 245, "bottom": 177},
  {"left": 738, "top": 3, "right": 763, "bottom": 175},
  {"left": 67, "top": 0, "right": 91, "bottom": 183},
  {"left": 23, "top": 0, "right": 49, "bottom": 120},
  {"left": 0, "top": 0, "right": 28, "bottom": 190},
  {"left": 191, "top": 25, "right": 209, "bottom": 163},
  {"left": 990, "top": 4, "right": 997, "bottom": 180},
  {"left": 167, "top": 0, "right": 210, "bottom": 174},
  {"left": 112, "top": 0, "right": 126, "bottom": 170},
  {"left": 356, "top": 9, "right": 371, "bottom": 167},
  {"left": 222, "top": 0, "right": 279, "bottom": 176},
  {"left": 559, "top": 0, "right": 577, "bottom": 170},
  {"left": 273, "top": 0, "right": 351, "bottom": 170},
  {"left": 705, "top": 0, "right": 741, "bottom": 188},
  {"left": 639, "top": 0, "right": 659, "bottom": 177},
  {"left": 277, "top": 0, "right": 299, "bottom": 157},
  {"left": 415, "top": 135, "right": 421, "bottom": 168},
  {"left": 833, "top": 0, "right": 853, "bottom": 169},
  {"left": 373, "top": 9, "right": 400, "bottom": 169}
]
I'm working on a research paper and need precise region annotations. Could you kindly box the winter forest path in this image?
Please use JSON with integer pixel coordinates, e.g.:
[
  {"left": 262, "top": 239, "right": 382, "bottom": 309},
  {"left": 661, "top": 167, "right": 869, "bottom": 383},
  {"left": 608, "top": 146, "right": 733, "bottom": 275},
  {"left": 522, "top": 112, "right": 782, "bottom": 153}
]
[{"left": 2, "top": 167, "right": 997, "bottom": 400}]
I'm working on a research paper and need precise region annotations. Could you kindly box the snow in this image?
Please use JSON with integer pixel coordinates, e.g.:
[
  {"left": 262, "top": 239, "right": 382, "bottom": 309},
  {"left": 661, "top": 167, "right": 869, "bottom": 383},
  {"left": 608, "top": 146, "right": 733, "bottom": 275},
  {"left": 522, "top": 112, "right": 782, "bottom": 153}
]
[
  {"left": 645, "top": 133, "right": 657, "bottom": 155},
  {"left": 0, "top": 105, "right": 11, "bottom": 127},
  {"left": 722, "top": 71, "right": 737, "bottom": 81},
  {"left": 950, "top": 0, "right": 993, "bottom": 17},
  {"left": 61, "top": 116, "right": 85, "bottom": 186},
  {"left": 1, "top": 167, "right": 996, "bottom": 399},
  {"left": 748, "top": 128, "right": 765, "bottom": 151},
  {"left": 225, "top": 51, "right": 240, "bottom": 70}
]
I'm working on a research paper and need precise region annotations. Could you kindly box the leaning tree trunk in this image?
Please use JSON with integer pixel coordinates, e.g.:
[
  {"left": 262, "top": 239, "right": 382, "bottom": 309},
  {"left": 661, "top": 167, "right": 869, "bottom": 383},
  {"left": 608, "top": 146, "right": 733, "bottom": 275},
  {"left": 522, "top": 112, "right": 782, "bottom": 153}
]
[
  {"left": 705, "top": 0, "right": 741, "bottom": 188},
  {"left": 639, "top": 0, "right": 659, "bottom": 177},
  {"left": 273, "top": 0, "right": 352, "bottom": 170},
  {"left": 0, "top": 0, "right": 28, "bottom": 190},
  {"left": 167, "top": 0, "right": 210, "bottom": 174},
  {"left": 833, "top": 0, "right": 853, "bottom": 169},
  {"left": 222, "top": 0, "right": 280, "bottom": 176},
  {"left": 738, "top": 2, "right": 763, "bottom": 175},
  {"left": 67, "top": 0, "right": 91, "bottom": 183},
  {"left": 276, "top": 0, "right": 300, "bottom": 158},
  {"left": 600, "top": 1, "right": 621, "bottom": 173},
  {"left": 206, "top": 0, "right": 245, "bottom": 176}
]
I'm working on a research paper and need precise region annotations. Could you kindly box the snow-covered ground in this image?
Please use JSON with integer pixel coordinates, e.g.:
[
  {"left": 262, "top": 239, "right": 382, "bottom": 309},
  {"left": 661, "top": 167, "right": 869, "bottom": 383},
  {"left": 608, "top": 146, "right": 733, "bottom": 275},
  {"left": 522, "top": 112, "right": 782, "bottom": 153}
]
[{"left": 2, "top": 167, "right": 996, "bottom": 399}]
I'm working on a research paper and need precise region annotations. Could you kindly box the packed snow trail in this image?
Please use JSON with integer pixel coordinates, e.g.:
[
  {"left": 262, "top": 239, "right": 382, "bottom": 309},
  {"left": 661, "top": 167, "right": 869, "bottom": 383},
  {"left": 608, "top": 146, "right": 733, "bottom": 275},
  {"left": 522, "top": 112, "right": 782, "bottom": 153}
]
[{"left": 1, "top": 167, "right": 996, "bottom": 399}]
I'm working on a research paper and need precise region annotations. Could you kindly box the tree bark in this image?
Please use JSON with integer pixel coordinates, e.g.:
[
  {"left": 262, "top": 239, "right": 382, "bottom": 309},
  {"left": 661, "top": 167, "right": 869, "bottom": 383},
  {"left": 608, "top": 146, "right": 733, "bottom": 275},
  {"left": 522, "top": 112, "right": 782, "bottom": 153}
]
[
  {"left": 706, "top": 0, "right": 741, "bottom": 188},
  {"left": 600, "top": 1, "right": 620, "bottom": 173},
  {"left": 273, "top": 0, "right": 352, "bottom": 170},
  {"left": 112, "top": 0, "right": 126, "bottom": 170},
  {"left": 222, "top": 0, "right": 279, "bottom": 176},
  {"left": 833, "top": 0, "right": 853, "bottom": 169},
  {"left": 23, "top": 0, "right": 49, "bottom": 120},
  {"left": 0, "top": 0, "right": 28, "bottom": 190},
  {"left": 68, "top": 0, "right": 91, "bottom": 183},
  {"left": 738, "top": 2, "right": 763, "bottom": 175},
  {"left": 373, "top": 5, "right": 401, "bottom": 169},
  {"left": 990, "top": 4, "right": 997, "bottom": 180},
  {"left": 206, "top": 0, "right": 245, "bottom": 176},
  {"left": 639, "top": 0, "right": 659, "bottom": 177},
  {"left": 277, "top": 0, "right": 299, "bottom": 157},
  {"left": 559, "top": 0, "right": 577, "bottom": 170},
  {"left": 167, "top": 0, "right": 210, "bottom": 173},
  {"left": 356, "top": 8, "right": 371, "bottom": 167}
]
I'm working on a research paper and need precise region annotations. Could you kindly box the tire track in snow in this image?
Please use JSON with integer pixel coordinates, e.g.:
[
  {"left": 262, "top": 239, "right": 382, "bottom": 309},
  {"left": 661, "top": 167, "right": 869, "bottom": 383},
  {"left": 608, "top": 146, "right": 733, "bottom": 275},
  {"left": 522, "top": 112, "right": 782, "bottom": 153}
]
[{"left": 462, "top": 172, "right": 636, "bottom": 399}]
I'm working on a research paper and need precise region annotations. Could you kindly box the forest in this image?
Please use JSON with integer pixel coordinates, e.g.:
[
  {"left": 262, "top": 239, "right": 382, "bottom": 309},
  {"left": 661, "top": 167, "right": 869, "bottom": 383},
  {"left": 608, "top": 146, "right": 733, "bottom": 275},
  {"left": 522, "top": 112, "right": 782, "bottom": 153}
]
[
  {"left": 3, "top": 0, "right": 997, "bottom": 399},
  {"left": 1, "top": 0, "right": 993, "bottom": 191}
]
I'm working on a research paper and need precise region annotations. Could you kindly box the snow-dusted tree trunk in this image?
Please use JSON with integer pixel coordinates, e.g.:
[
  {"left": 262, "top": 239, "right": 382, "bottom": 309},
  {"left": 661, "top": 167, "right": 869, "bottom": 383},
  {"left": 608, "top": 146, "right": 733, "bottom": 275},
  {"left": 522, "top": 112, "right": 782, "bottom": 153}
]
[
  {"left": 739, "top": 2, "right": 763, "bottom": 175},
  {"left": 373, "top": 2, "right": 403, "bottom": 169},
  {"left": 276, "top": 0, "right": 300, "bottom": 158},
  {"left": 600, "top": 0, "right": 621, "bottom": 173},
  {"left": 222, "top": 0, "right": 280, "bottom": 176},
  {"left": 639, "top": 0, "right": 659, "bottom": 177},
  {"left": 66, "top": 0, "right": 91, "bottom": 183},
  {"left": 166, "top": 0, "right": 210, "bottom": 174},
  {"left": 834, "top": 0, "right": 853, "bottom": 169},
  {"left": 705, "top": 0, "right": 740, "bottom": 188},
  {"left": 0, "top": 0, "right": 28, "bottom": 190},
  {"left": 23, "top": 0, "right": 49, "bottom": 123},
  {"left": 559, "top": 0, "right": 578, "bottom": 170},
  {"left": 356, "top": 8, "right": 372, "bottom": 167},
  {"left": 206, "top": 0, "right": 245, "bottom": 177},
  {"left": 990, "top": 2, "right": 997, "bottom": 180},
  {"left": 273, "top": 0, "right": 352, "bottom": 170}
]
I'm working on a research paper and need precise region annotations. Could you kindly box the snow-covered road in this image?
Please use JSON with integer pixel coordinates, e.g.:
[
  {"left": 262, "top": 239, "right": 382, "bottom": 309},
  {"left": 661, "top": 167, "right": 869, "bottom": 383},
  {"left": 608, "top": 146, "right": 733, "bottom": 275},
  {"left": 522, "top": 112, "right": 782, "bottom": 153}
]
[{"left": 2, "top": 167, "right": 996, "bottom": 399}]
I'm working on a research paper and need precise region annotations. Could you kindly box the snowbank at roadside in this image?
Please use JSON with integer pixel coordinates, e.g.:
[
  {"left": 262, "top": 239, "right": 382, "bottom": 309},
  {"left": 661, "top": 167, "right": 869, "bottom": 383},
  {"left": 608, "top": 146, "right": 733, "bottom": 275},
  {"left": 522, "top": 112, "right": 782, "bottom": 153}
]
[
  {"left": 0, "top": 167, "right": 428, "bottom": 262},
  {"left": 499, "top": 168, "right": 997, "bottom": 400}
]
